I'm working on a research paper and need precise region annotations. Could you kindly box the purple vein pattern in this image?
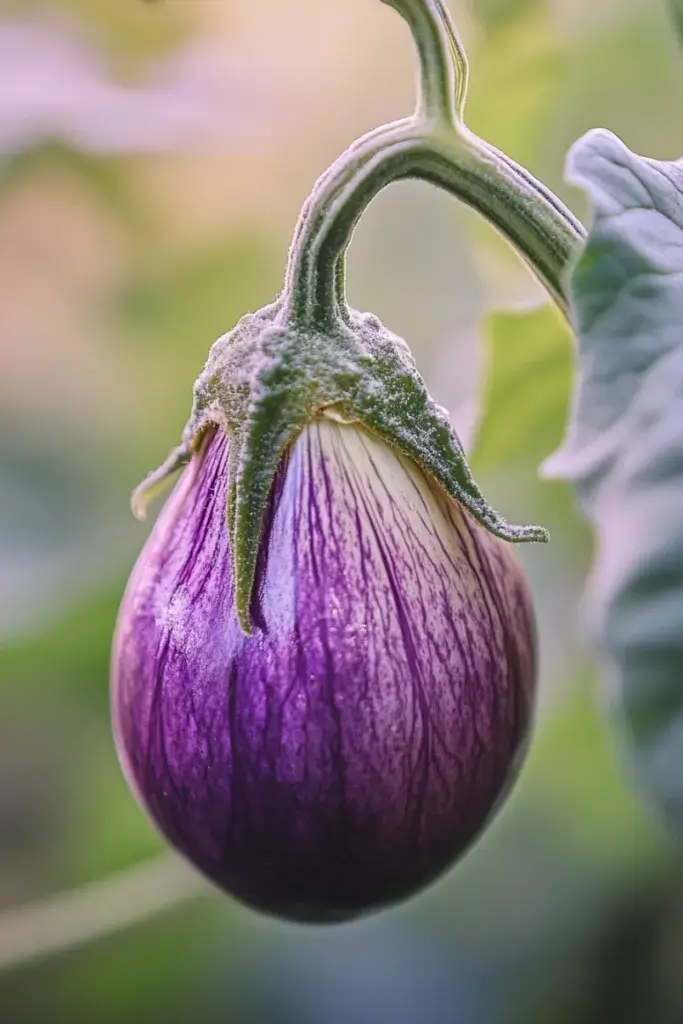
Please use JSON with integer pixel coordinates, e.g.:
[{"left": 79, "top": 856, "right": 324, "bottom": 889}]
[{"left": 112, "top": 419, "right": 536, "bottom": 921}]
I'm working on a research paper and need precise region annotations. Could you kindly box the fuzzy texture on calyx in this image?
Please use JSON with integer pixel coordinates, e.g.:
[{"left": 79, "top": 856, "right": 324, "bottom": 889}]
[{"left": 133, "top": 303, "right": 547, "bottom": 633}]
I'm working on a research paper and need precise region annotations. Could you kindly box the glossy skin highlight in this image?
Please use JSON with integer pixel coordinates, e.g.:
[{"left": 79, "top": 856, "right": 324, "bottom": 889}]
[{"left": 112, "top": 419, "right": 536, "bottom": 921}]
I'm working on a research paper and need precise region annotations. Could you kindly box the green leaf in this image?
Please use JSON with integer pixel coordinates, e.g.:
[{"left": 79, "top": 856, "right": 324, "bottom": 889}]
[
  {"left": 546, "top": 128, "right": 683, "bottom": 832},
  {"left": 471, "top": 305, "right": 573, "bottom": 472},
  {"left": 669, "top": 0, "right": 683, "bottom": 45}
]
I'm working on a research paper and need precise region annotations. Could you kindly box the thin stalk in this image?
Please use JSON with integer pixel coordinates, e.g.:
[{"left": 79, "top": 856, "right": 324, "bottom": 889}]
[
  {"left": 285, "top": 125, "right": 584, "bottom": 326},
  {"left": 380, "top": 0, "right": 461, "bottom": 124},
  {"left": 0, "top": 856, "right": 205, "bottom": 973}
]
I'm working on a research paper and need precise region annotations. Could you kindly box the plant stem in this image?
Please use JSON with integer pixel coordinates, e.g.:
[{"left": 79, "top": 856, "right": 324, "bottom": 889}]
[
  {"left": 380, "top": 0, "right": 463, "bottom": 123},
  {"left": 0, "top": 855, "right": 205, "bottom": 973},
  {"left": 282, "top": 0, "right": 585, "bottom": 330},
  {"left": 284, "top": 122, "right": 584, "bottom": 326}
]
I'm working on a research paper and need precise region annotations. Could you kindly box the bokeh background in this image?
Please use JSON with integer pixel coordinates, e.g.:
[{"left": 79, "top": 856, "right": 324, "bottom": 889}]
[{"left": 1, "top": 0, "right": 682, "bottom": 1021}]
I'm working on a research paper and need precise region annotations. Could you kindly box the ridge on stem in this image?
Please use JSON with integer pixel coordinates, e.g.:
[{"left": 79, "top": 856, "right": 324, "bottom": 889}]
[{"left": 282, "top": 0, "right": 584, "bottom": 331}]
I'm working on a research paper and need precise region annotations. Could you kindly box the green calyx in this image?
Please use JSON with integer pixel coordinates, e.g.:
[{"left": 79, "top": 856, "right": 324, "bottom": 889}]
[
  {"left": 134, "top": 300, "right": 547, "bottom": 634},
  {"left": 132, "top": 0, "right": 583, "bottom": 634}
]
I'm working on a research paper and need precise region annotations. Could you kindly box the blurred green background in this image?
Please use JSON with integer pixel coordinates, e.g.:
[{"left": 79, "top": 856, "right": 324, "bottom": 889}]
[{"left": 1, "top": 1, "right": 682, "bottom": 1021}]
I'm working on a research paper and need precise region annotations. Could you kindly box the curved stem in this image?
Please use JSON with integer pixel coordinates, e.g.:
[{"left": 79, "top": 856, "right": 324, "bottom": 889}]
[
  {"left": 281, "top": 0, "right": 471, "bottom": 325},
  {"left": 380, "top": 0, "right": 462, "bottom": 124},
  {"left": 283, "top": 118, "right": 420, "bottom": 327},
  {"left": 285, "top": 123, "right": 584, "bottom": 326},
  {"left": 429, "top": 133, "right": 585, "bottom": 313},
  {"left": 282, "top": 0, "right": 584, "bottom": 330},
  {"left": 435, "top": 0, "right": 583, "bottom": 239},
  {"left": 282, "top": 117, "right": 415, "bottom": 303}
]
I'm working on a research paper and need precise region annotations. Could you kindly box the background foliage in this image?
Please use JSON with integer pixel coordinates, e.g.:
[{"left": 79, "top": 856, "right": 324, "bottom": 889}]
[{"left": 0, "top": 1, "right": 681, "bottom": 1022}]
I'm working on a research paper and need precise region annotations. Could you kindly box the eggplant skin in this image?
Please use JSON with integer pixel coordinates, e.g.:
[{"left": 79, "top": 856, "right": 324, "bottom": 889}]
[{"left": 112, "top": 419, "right": 537, "bottom": 922}]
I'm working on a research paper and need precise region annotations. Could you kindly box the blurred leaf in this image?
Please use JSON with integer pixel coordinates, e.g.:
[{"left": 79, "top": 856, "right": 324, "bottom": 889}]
[
  {"left": 471, "top": 305, "right": 573, "bottom": 471},
  {"left": 0, "top": 576, "right": 179, "bottom": 894},
  {"left": 117, "top": 243, "right": 279, "bottom": 357},
  {"left": 56, "top": 903, "right": 220, "bottom": 1024},
  {"left": 468, "top": 0, "right": 567, "bottom": 168},
  {"left": 526, "top": 681, "right": 665, "bottom": 868},
  {"left": 0, "top": 581, "right": 123, "bottom": 710},
  {"left": 546, "top": 128, "right": 683, "bottom": 834},
  {"left": 471, "top": 0, "right": 540, "bottom": 32},
  {"left": 545, "top": 10, "right": 683, "bottom": 173},
  {"left": 63, "top": 723, "right": 165, "bottom": 882},
  {"left": 420, "top": 682, "right": 670, "bottom": 1023},
  {"left": 0, "top": 900, "right": 223, "bottom": 1024},
  {"left": 0, "top": 438, "right": 123, "bottom": 642},
  {"left": 469, "top": 307, "right": 589, "bottom": 698},
  {"left": 464, "top": 0, "right": 571, "bottom": 297},
  {"left": 669, "top": 0, "right": 683, "bottom": 44},
  {"left": 0, "top": 443, "right": 95, "bottom": 556},
  {"left": 114, "top": 241, "right": 281, "bottom": 469}
]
